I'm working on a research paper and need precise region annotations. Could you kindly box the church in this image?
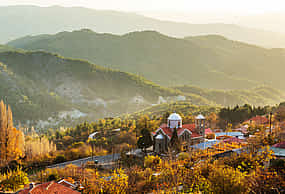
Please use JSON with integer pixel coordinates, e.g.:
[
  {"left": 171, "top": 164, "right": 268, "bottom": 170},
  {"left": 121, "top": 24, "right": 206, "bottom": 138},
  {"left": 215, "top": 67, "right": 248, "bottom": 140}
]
[{"left": 153, "top": 113, "right": 206, "bottom": 153}]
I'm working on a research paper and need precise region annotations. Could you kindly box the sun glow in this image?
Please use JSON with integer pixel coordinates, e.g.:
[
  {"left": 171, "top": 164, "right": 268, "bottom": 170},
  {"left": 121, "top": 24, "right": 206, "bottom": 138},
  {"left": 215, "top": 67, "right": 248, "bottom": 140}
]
[{"left": 1, "top": 0, "right": 285, "bottom": 13}]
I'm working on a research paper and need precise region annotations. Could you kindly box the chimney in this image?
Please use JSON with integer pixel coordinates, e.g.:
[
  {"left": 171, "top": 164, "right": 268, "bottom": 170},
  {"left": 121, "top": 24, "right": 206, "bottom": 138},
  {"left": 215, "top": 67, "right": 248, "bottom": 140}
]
[{"left": 29, "top": 182, "right": 35, "bottom": 189}]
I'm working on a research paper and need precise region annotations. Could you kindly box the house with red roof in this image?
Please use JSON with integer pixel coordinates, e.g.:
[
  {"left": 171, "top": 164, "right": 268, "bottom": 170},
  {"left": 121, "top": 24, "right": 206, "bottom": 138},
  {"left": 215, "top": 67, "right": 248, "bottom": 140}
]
[
  {"left": 272, "top": 141, "right": 285, "bottom": 149},
  {"left": 244, "top": 116, "right": 269, "bottom": 125},
  {"left": 16, "top": 181, "right": 80, "bottom": 194},
  {"left": 153, "top": 113, "right": 206, "bottom": 153},
  {"left": 271, "top": 141, "right": 285, "bottom": 159}
]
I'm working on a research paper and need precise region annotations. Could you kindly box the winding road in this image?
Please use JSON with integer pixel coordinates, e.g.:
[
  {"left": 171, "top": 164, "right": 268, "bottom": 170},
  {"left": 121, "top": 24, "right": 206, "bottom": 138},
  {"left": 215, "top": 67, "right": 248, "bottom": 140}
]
[{"left": 47, "top": 153, "right": 120, "bottom": 169}]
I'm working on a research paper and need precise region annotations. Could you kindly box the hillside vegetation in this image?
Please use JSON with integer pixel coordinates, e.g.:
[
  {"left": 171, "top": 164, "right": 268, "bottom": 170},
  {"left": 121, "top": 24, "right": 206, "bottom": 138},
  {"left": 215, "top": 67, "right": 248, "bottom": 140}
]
[
  {"left": 0, "top": 51, "right": 180, "bottom": 127},
  {"left": 173, "top": 85, "right": 285, "bottom": 107},
  {"left": 129, "top": 101, "right": 219, "bottom": 119},
  {"left": 0, "top": 44, "right": 19, "bottom": 52},
  {"left": 8, "top": 30, "right": 285, "bottom": 90},
  {"left": 1, "top": 6, "right": 285, "bottom": 48},
  {"left": 0, "top": 47, "right": 284, "bottom": 128}
]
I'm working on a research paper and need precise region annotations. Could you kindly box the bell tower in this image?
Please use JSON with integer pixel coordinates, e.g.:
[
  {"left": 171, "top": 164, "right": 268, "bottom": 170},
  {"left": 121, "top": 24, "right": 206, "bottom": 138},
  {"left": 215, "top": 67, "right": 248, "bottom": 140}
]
[{"left": 195, "top": 114, "right": 206, "bottom": 137}]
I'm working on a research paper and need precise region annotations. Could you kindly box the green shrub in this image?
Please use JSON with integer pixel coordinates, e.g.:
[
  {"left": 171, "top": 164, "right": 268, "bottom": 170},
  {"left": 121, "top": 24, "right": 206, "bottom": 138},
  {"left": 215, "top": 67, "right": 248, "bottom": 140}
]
[{"left": 54, "top": 155, "right": 66, "bottom": 163}]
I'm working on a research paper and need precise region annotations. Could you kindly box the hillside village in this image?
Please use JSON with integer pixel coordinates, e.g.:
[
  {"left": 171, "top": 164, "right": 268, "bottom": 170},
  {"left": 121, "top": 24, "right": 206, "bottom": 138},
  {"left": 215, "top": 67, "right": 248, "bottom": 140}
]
[
  {"left": 0, "top": 3, "right": 285, "bottom": 194},
  {"left": 0, "top": 99, "right": 284, "bottom": 193}
]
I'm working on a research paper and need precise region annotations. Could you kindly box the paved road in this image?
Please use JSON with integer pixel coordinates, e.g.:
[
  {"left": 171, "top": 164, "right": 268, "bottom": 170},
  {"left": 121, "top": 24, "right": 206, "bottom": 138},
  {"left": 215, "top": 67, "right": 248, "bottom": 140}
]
[{"left": 47, "top": 153, "right": 120, "bottom": 169}]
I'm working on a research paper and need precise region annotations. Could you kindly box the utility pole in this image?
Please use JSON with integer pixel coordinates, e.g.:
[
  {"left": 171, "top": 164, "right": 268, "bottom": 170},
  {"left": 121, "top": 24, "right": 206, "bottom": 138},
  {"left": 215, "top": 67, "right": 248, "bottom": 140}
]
[{"left": 269, "top": 112, "right": 272, "bottom": 134}]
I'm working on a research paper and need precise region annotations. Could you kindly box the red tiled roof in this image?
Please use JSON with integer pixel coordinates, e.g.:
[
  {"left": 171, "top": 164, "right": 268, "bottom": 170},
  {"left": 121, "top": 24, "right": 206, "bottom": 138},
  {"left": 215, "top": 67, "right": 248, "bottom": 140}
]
[
  {"left": 17, "top": 188, "right": 29, "bottom": 194},
  {"left": 272, "top": 141, "right": 285, "bottom": 149},
  {"left": 245, "top": 116, "right": 268, "bottom": 124},
  {"left": 205, "top": 128, "right": 213, "bottom": 135},
  {"left": 181, "top": 124, "right": 196, "bottom": 132},
  {"left": 156, "top": 123, "right": 202, "bottom": 139},
  {"left": 190, "top": 132, "right": 203, "bottom": 138},
  {"left": 17, "top": 181, "right": 80, "bottom": 194}
]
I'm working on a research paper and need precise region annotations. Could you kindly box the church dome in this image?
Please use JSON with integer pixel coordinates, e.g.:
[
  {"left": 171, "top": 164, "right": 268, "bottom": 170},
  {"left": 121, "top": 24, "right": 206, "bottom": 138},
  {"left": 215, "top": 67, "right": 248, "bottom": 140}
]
[
  {"left": 168, "top": 113, "right": 182, "bottom": 120},
  {"left": 167, "top": 113, "right": 182, "bottom": 128},
  {"left": 196, "top": 114, "right": 205, "bottom": 120}
]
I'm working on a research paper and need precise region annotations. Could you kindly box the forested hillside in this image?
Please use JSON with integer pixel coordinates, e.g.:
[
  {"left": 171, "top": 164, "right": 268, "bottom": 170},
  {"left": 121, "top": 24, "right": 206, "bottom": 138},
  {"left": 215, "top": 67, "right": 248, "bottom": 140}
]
[
  {"left": 173, "top": 85, "right": 285, "bottom": 107},
  {"left": 0, "top": 45, "right": 284, "bottom": 128},
  {"left": 8, "top": 29, "right": 285, "bottom": 90},
  {"left": 1, "top": 6, "right": 285, "bottom": 48},
  {"left": 185, "top": 35, "right": 285, "bottom": 87},
  {"left": 0, "top": 51, "right": 180, "bottom": 127}
]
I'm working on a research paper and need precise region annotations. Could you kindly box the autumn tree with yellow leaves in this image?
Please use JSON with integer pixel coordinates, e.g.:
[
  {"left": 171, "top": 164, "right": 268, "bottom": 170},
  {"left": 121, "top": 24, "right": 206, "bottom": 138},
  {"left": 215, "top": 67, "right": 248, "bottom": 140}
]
[
  {"left": 24, "top": 136, "right": 56, "bottom": 160},
  {"left": 0, "top": 100, "right": 24, "bottom": 165}
]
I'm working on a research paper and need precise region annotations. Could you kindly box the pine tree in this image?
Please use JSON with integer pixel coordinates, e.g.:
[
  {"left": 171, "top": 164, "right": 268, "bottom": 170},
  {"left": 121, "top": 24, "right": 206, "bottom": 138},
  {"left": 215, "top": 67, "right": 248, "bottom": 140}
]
[
  {"left": 170, "top": 128, "right": 180, "bottom": 152},
  {"left": 137, "top": 128, "right": 153, "bottom": 153}
]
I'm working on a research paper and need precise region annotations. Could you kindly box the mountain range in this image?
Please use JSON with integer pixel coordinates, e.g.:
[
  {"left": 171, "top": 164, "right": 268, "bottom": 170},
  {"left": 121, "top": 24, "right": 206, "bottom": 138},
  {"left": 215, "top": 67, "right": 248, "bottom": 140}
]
[
  {"left": 8, "top": 29, "right": 285, "bottom": 91},
  {"left": 1, "top": 5, "right": 285, "bottom": 48},
  {"left": 0, "top": 48, "right": 284, "bottom": 127}
]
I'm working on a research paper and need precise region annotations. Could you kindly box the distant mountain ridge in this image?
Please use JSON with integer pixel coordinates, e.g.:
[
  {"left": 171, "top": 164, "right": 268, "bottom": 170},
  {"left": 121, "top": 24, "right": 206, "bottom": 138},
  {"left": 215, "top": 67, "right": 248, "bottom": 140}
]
[
  {"left": 1, "top": 5, "right": 285, "bottom": 48},
  {"left": 8, "top": 29, "right": 285, "bottom": 91}
]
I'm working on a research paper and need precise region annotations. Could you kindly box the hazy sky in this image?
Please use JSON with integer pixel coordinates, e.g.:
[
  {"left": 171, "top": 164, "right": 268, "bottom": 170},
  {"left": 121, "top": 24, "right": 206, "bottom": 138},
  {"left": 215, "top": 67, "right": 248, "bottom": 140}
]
[{"left": 1, "top": 0, "right": 285, "bottom": 13}]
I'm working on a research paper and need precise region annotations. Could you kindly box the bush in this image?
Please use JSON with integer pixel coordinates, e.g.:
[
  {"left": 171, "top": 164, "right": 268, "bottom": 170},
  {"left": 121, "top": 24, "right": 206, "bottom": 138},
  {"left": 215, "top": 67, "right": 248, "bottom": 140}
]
[
  {"left": 144, "top": 155, "right": 161, "bottom": 169},
  {"left": 54, "top": 155, "right": 66, "bottom": 163},
  {"left": 177, "top": 152, "right": 190, "bottom": 160},
  {"left": 71, "top": 142, "right": 85, "bottom": 148},
  {"left": 8, "top": 160, "right": 21, "bottom": 171},
  {"left": 47, "top": 173, "right": 59, "bottom": 181},
  {"left": 0, "top": 168, "right": 29, "bottom": 191},
  {"left": 208, "top": 165, "right": 248, "bottom": 194},
  {"left": 270, "top": 159, "right": 285, "bottom": 173}
]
